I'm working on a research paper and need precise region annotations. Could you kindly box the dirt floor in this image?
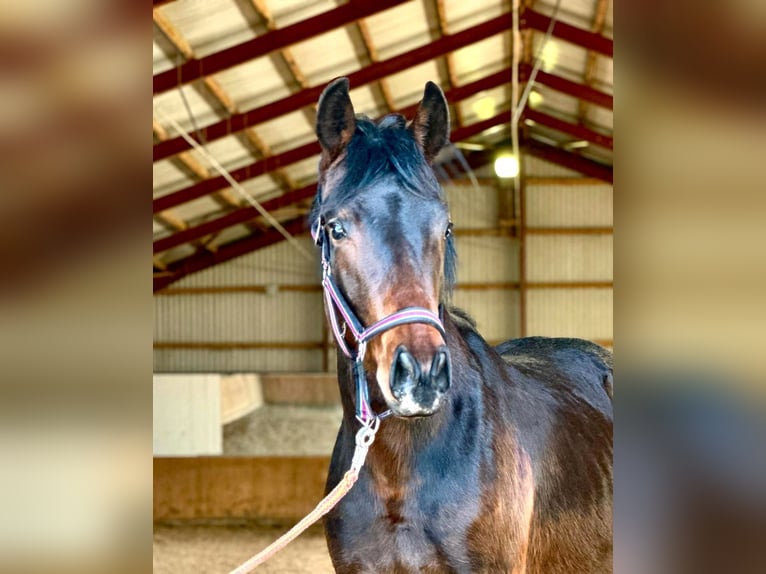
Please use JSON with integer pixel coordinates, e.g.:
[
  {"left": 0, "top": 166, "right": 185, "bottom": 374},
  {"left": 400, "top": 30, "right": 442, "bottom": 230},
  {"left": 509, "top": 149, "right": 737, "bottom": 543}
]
[
  {"left": 156, "top": 405, "right": 342, "bottom": 572},
  {"left": 153, "top": 522, "right": 334, "bottom": 574}
]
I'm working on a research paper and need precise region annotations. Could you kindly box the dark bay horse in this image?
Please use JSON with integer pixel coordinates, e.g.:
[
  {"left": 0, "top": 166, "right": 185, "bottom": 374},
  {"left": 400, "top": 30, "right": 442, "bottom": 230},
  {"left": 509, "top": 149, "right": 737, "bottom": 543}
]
[{"left": 312, "top": 77, "right": 613, "bottom": 573}]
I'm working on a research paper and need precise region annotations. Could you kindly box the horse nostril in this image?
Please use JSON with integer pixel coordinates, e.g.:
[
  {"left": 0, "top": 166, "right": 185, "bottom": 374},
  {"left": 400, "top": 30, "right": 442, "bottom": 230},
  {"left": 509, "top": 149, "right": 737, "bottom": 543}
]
[
  {"left": 391, "top": 346, "right": 420, "bottom": 399},
  {"left": 429, "top": 346, "right": 451, "bottom": 392}
]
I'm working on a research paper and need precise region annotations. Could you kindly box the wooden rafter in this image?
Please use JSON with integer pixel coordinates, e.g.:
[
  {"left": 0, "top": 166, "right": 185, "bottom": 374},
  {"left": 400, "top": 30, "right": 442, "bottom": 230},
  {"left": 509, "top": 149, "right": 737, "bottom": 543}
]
[
  {"left": 356, "top": 20, "right": 396, "bottom": 112},
  {"left": 152, "top": 10, "right": 240, "bottom": 212},
  {"left": 247, "top": 0, "right": 315, "bottom": 133},
  {"left": 578, "top": 0, "right": 610, "bottom": 124},
  {"left": 433, "top": 0, "right": 464, "bottom": 127}
]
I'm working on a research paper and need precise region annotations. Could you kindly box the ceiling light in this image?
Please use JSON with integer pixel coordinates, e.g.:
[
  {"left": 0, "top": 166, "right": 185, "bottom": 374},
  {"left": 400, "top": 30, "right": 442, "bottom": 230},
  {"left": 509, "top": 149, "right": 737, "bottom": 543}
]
[
  {"left": 540, "top": 40, "right": 559, "bottom": 72},
  {"left": 528, "top": 91, "right": 543, "bottom": 108},
  {"left": 472, "top": 96, "right": 496, "bottom": 120},
  {"left": 494, "top": 153, "right": 519, "bottom": 178}
]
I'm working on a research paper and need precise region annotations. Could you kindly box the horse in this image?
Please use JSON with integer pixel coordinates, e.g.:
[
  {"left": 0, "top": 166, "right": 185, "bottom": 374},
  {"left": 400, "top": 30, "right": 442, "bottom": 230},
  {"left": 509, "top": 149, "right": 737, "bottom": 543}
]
[{"left": 311, "top": 77, "right": 613, "bottom": 573}]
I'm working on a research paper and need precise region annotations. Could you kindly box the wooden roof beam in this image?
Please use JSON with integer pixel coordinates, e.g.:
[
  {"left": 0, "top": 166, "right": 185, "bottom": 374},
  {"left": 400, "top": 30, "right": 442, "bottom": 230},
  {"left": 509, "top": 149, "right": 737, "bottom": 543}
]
[
  {"left": 153, "top": 66, "right": 513, "bottom": 214},
  {"left": 578, "top": 0, "right": 611, "bottom": 123},
  {"left": 356, "top": 20, "right": 396, "bottom": 113},
  {"left": 153, "top": 11, "right": 513, "bottom": 162},
  {"left": 153, "top": 0, "right": 410, "bottom": 95},
  {"left": 432, "top": 0, "right": 464, "bottom": 128}
]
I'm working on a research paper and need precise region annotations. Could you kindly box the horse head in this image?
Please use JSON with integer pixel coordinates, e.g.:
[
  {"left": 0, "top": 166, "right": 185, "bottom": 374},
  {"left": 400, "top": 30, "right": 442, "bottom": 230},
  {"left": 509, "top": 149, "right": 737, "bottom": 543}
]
[{"left": 313, "top": 77, "right": 455, "bottom": 418}]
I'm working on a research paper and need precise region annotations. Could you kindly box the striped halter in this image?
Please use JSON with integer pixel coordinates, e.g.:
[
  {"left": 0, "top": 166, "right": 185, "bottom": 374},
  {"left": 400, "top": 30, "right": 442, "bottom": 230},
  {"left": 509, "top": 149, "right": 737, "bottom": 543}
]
[{"left": 312, "top": 217, "right": 446, "bottom": 424}]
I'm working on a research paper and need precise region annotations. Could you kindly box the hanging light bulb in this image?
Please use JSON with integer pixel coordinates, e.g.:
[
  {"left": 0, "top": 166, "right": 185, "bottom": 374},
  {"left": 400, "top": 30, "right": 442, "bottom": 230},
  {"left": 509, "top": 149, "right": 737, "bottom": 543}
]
[{"left": 494, "top": 152, "right": 519, "bottom": 178}]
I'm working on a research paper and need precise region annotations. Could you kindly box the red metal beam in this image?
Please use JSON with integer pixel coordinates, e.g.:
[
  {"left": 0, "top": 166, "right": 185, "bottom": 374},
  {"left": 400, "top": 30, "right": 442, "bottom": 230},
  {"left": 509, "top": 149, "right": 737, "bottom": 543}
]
[
  {"left": 153, "top": 67, "right": 512, "bottom": 214},
  {"left": 154, "top": 183, "right": 317, "bottom": 254},
  {"left": 154, "top": 108, "right": 511, "bottom": 254},
  {"left": 154, "top": 141, "right": 318, "bottom": 213},
  {"left": 520, "top": 64, "right": 613, "bottom": 109},
  {"left": 154, "top": 218, "right": 308, "bottom": 292},
  {"left": 522, "top": 139, "right": 613, "bottom": 183},
  {"left": 153, "top": 0, "right": 409, "bottom": 95},
  {"left": 153, "top": 12, "right": 512, "bottom": 162},
  {"left": 522, "top": 109, "right": 613, "bottom": 149},
  {"left": 522, "top": 8, "right": 613, "bottom": 56}
]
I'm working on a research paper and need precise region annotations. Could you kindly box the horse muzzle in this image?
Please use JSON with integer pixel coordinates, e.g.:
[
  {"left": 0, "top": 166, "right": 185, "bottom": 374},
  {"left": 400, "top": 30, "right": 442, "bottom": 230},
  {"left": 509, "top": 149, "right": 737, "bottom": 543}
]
[{"left": 388, "top": 344, "right": 451, "bottom": 417}]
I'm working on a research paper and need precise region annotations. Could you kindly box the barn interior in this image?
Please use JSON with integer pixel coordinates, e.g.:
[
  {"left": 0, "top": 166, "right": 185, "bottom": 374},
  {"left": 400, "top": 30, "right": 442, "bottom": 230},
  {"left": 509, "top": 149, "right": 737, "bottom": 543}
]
[{"left": 152, "top": 0, "right": 613, "bottom": 571}]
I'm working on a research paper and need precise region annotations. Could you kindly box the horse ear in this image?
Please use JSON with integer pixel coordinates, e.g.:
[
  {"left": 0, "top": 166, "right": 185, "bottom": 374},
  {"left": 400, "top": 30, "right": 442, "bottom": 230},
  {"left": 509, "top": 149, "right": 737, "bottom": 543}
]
[
  {"left": 316, "top": 77, "right": 356, "bottom": 163},
  {"left": 409, "top": 81, "right": 450, "bottom": 162}
]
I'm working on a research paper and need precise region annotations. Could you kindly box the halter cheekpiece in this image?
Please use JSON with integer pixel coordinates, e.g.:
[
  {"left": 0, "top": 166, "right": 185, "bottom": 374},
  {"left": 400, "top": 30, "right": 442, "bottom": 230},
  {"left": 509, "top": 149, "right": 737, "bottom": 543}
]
[{"left": 312, "top": 216, "right": 446, "bottom": 424}]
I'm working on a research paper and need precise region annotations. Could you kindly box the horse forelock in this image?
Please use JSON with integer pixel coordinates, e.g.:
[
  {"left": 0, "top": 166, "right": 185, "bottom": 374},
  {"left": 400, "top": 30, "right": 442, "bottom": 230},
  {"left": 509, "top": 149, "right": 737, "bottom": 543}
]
[{"left": 317, "top": 115, "right": 443, "bottom": 205}]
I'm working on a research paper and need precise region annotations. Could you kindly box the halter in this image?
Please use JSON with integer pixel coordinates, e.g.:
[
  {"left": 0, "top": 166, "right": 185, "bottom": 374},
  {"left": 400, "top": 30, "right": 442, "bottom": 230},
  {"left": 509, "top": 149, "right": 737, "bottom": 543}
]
[{"left": 312, "top": 217, "right": 446, "bottom": 424}]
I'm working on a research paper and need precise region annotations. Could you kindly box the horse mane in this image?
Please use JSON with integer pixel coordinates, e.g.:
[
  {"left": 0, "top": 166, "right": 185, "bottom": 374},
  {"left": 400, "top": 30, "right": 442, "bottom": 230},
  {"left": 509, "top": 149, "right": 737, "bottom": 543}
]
[{"left": 310, "top": 113, "right": 457, "bottom": 298}]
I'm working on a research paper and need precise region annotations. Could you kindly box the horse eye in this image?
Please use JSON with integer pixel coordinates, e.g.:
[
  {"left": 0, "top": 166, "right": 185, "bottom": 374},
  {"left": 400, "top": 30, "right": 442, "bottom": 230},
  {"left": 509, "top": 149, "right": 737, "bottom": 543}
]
[
  {"left": 329, "top": 220, "right": 347, "bottom": 241},
  {"left": 445, "top": 222, "right": 454, "bottom": 238}
]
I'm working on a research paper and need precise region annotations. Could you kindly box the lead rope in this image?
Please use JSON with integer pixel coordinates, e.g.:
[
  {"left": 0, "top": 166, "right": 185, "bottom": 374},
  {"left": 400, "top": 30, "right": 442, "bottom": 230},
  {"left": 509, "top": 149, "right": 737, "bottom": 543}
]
[{"left": 226, "top": 417, "right": 381, "bottom": 574}]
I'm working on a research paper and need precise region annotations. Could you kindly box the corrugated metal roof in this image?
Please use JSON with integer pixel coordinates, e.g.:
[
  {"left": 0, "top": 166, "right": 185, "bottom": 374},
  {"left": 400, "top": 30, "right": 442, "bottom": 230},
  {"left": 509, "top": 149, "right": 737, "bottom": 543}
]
[{"left": 153, "top": 0, "right": 613, "bottom": 289}]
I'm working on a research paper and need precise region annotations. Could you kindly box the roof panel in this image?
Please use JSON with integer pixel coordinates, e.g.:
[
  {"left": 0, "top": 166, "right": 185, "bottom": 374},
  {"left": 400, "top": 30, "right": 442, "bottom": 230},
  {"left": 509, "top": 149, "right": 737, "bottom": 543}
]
[
  {"left": 442, "top": 0, "right": 509, "bottom": 34},
  {"left": 458, "top": 85, "right": 512, "bottom": 125},
  {"left": 209, "top": 223, "right": 253, "bottom": 249},
  {"left": 586, "top": 105, "right": 613, "bottom": 132},
  {"left": 251, "top": 110, "right": 315, "bottom": 154},
  {"left": 239, "top": 174, "right": 283, "bottom": 200},
  {"left": 153, "top": 84, "right": 224, "bottom": 137},
  {"left": 153, "top": 159, "right": 194, "bottom": 199},
  {"left": 531, "top": 36, "right": 589, "bottom": 81},
  {"left": 173, "top": 195, "right": 224, "bottom": 224},
  {"left": 270, "top": 0, "right": 341, "bottom": 28},
  {"left": 213, "top": 56, "right": 295, "bottom": 112},
  {"left": 161, "top": 243, "right": 197, "bottom": 266},
  {"left": 349, "top": 85, "right": 387, "bottom": 118},
  {"left": 531, "top": 86, "right": 581, "bottom": 119},
  {"left": 281, "top": 155, "right": 321, "bottom": 187},
  {"left": 363, "top": 1, "right": 432, "bottom": 60},
  {"left": 535, "top": 0, "right": 595, "bottom": 30},
  {"left": 153, "top": 39, "right": 174, "bottom": 74},
  {"left": 592, "top": 55, "right": 613, "bottom": 91},
  {"left": 451, "top": 33, "right": 509, "bottom": 85},
  {"left": 386, "top": 61, "right": 443, "bottom": 108},
  {"left": 290, "top": 28, "right": 361, "bottom": 86},
  {"left": 185, "top": 134, "right": 254, "bottom": 172},
  {"left": 158, "top": 0, "right": 257, "bottom": 58}
]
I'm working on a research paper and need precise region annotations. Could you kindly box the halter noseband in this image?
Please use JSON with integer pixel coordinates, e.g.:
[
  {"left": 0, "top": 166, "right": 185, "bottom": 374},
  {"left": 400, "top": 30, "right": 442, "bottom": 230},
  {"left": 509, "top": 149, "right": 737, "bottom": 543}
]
[{"left": 312, "top": 217, "right": 446, "bottom": 424}]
